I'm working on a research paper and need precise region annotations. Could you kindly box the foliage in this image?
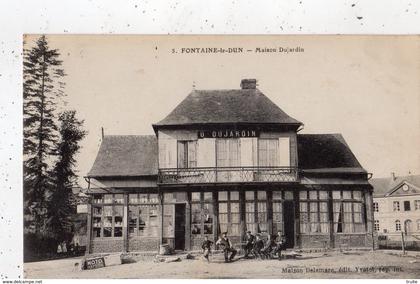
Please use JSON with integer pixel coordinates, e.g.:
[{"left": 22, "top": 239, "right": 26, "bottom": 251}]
[
  {"left": 23, "top": 35, "right": 66, "bottom": 233},
  {"left": 46, "top": 110, "right": 87, "bottom": 243}
]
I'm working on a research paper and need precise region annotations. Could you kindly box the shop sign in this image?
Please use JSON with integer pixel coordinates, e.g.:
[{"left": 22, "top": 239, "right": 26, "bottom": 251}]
[
  {"left": 198, "top": 129, "right": 259, "bottom": 139},
  {"left": 84, "top": 257, "right": 105, "bottom": 270},
  {"left": 77, "top": 204, "right": 88, "bottom": 214}
]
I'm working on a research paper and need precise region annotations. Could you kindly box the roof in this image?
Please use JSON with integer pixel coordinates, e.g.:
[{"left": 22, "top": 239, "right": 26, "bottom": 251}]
[
  {"left": 87, "top": 135, "right": 158, "bottom": 177},
  {"left": 297, "top": 134, "right": 366, "bottom": 173},
  {"left": 370, "top": 174, "right": 420, "bottom": 197},
  {"left": 88, "top": 133, "right": 367, "bottom": 178},
  {"left": 154, "top": 89, "right": 302, "bottom": 127}
]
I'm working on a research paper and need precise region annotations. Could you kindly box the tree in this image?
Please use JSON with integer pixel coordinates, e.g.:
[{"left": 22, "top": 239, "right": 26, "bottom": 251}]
[
  {"left": 46, "top": 110, "right": 86, "bottom": 244},
  {"left": 23, "top": 35, "right": 66, "bottom": 233}
]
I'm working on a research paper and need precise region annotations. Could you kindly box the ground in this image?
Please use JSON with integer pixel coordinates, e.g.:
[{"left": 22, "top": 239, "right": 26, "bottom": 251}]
[{"left": 24, "top": 250, "right": 420, "bottom": 279}]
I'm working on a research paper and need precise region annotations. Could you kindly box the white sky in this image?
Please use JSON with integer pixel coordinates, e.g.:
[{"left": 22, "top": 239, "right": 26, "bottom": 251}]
[{"left": 24, "top": 35, "right": 420, "bottom": 185}]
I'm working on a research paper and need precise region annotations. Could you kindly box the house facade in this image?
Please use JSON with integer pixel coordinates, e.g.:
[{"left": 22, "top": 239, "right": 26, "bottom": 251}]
[
  {"left": 84, "top": 79, "right": 374, "bottom": 254},
  {"left": 371, "top": 174, "right": 420, "bottom": 242}
]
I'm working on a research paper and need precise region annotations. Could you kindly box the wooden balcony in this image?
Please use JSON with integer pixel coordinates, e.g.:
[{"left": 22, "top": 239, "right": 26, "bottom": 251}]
[{"left": 158, "top": 166, "right": 298, "bottom": 185}]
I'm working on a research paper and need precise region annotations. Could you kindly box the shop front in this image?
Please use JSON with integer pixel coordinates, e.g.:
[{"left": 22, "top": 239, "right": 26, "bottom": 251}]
[{"left": 84, "top": 79, "right": 373, "bottom": 254}]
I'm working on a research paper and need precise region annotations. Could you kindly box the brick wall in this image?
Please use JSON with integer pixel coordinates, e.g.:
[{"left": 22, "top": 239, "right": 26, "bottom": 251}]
[
  {"left": 300, "top": 234, "right": 331, "bottom": 248},
  {"left": 128, "top": 237, "right": 159, "bottom": 252},
  {"left": 334, "top": 233, "right": 370, "bottom": 248},
  {"left": 91, "top": 239, "right": 124, "bottom": 253}
]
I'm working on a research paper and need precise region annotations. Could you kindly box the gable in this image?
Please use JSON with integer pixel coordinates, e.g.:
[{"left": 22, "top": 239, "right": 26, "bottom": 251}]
[{"left": 386, "top": 181, "right": 420, "bottom": 197}]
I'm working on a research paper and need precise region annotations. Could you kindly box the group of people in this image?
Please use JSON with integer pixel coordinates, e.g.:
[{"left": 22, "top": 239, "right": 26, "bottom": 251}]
[
  {"left": 201, "top": 231, "right": 286, "bottom": 263},
  {"left": 244, "top": 231, "right": 286, "bottom": 260}
]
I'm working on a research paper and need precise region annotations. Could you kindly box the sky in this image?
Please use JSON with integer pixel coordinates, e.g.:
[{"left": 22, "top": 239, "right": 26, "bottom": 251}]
[{"left": 24, "top": 35, "right": 420, "bottom": 185}]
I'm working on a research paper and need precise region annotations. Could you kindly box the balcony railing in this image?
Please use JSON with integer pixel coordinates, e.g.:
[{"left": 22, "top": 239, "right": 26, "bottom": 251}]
[{"left": 158, "top": 166, "right": 298, "bottom": 185}]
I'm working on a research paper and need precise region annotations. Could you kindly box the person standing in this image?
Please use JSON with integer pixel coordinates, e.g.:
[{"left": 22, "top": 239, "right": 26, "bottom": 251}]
[
  {"left": 201, "top": 235, "right": 214, "bottom": 262},
  {"left": 244, "top": 231, "right": 255, "bottom": 258},
  {"left": 216, "top": 232, "right": 237, "bottom": 263}
]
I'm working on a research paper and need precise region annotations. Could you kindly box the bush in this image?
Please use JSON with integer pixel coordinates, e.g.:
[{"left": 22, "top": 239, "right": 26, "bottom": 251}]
[{"left": 24, "top": 232, "right": 60, "bottom": 262}]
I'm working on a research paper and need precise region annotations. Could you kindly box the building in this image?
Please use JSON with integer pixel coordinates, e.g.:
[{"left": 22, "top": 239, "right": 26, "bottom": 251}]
[
  {"left": 84, "top": 79, "right": 374, "bottom": 254},
  {"left": 371, "top": 174, "right": 420, "bottom": 242}
]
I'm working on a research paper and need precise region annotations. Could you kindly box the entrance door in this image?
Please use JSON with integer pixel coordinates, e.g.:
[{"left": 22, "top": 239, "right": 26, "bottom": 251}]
[
  {"left": 283, "top": 201, "right": 295, "bottom": 248},
  {"left": 174, "top": 204, "right": 186, "bottom": 250}
]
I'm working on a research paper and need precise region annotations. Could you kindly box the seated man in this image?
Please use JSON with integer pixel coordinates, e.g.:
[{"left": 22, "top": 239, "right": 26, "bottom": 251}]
[
  {"left": 252, "top": 234, "right": 264, "bottom": 259},
  {"left": 244, "top": 231, "right": 255, "bottom": 258},
  {"left": 273, "top": 231, "right": 286, "bottom": 261},
  {"left": 261, "top": 234, "right": 276, "bottom": 259},
  {"left": 216, "top": 232, "right": 237, "bottom": 263}
]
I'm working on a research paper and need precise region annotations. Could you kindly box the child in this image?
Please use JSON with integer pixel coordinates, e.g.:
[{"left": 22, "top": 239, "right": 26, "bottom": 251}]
[{"left": 201, "top": 235, "right": 214, "bottom": 262}]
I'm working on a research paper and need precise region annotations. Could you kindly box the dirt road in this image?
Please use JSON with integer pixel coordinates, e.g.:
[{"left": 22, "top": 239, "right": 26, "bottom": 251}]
[{"left": 24, "top": 250, "right": 420, "bottom": 279}]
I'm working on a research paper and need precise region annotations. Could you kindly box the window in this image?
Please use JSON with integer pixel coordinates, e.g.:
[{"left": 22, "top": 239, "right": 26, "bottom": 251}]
[
  {"left": 273, "top": 191, "right": 283, "bottom": 234},
  {"left": 373, "top": 202, "right": 379, "bottom": 212},
  {"left": 177, "top": 141, "right": 197, "bottom": 168},
  {"left": 393, "top": 201, "right": 400, "bottom": 211},
  {"left": 128, "top": 193, "right": 159, "bottom": 237},
  {"left": 216, "top": 139, "right": 240, "bottom": 181},
  {"left": 417, "top": 220, "right": 420, "bottom": 231},
  {"left": 218, "top": 191, "right": 240, "bottom": 236},
  {"left": 374, "top": 220, "right": 380, "bottom": 231},
  {"left": 258, "top": 139, "right": 279, "bottom": 167},
  {"left": 395, "top": 220, "right": 401, "bottom": 231},
  {"left": 92, "top": 194, "right": 127, "bottom": 238},
  {"left": 415, "top": 200, "right": 420, "bottom": 210},
  {"left": 404, "top": 201, "right": 411, "bottom": 211},
  {"left": 245, "top": 191, "right": 268, "bottom": 234},
  {"left": 333, "top": 190, "right": 365, "bottom": 233},
  {"left": 216, "top": 139, "right": 240, "bottom": 167},
  {"left": 404, "top": 220, "right": 412, "bottom": 234},
  {"left": 300, "top": 190, "right": 329, "bottom": 234},
  {"left": 191, "top": 192, "right": 214, "bottom": 236}
]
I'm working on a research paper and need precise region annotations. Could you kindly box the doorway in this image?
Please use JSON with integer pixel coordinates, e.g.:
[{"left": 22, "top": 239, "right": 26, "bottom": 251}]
[
  {"left": 174, "top": 204, "right": 186, "bottom": 250},
  {"left": 283, "top": 201, "right": 295, "bottom": 248}
]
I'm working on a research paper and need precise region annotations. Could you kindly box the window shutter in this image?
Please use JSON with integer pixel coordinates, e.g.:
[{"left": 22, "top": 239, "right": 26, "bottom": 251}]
[
  {"left": 197, "top": 139, "right": 216, "bottom": 167},
  {"left": 278, "top": 137, "right": 290, "bottom": 167},
  {"left": 240, "top": 138, "right": 253, "bottom": 166}
]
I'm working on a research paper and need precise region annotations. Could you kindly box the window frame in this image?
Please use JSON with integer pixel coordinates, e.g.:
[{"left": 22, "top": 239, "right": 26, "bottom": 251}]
[
  {"left": 191, "top": 192, "right": 214, "bottom": 237},
  {"left": 374, "top": 219, "right": 380, "bottom": 231},
  {"left": 177, "top": 140, "right": 197, "bottom": 169},
  {"left": 404, "top": 201, "right": 411, "bottom": 211},
  {"left": 299, "top": 190, "right": 330, "bottom": 234},
  {"left": 92, "top": 193, "right": 126, "bottom": 239},
  {"left": 393, "top": 201, "right": 400, "bottom": 211},
  {"left": 332, "top": 190, "right": 366, "bottom": 234},
  {"left": 373, "top": 202, "right": 379, "bottom": 212},
  {"left": 245, "top": 190, "right": 268, "bottom": 234},
  {"left": 395, "top": 220, "right": 401, "bottom": 232},
  {"left": 258, "top": 138, "right": 279, "bottom": 167},
  {"left": 128, "top": 193, "right": 159, "bottom": 238},
  {"left": 218, "top": 191, "right": 240, "bottom": 236}
]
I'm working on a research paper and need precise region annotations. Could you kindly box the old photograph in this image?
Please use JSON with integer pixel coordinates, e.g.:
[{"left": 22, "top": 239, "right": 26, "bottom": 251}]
[{"left": 21, "top": 35, "right": 420, "bottom": 279}]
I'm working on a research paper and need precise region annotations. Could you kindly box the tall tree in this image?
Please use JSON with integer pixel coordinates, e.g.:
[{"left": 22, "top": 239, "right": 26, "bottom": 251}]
[
  {"left": 23, "top": 35, "right": 66, "bottom": 233},
  {"left": 46, "top": 110, "right": 86, "bottom": 244}
]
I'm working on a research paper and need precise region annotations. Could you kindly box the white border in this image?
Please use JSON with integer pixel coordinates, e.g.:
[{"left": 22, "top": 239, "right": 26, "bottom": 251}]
[{"left": 1, "top": 0, "right": 420, "bottom": 280}]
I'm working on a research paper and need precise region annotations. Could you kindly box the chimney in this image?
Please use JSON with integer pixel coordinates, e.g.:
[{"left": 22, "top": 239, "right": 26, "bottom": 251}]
[
  {"left": 391, "top": 172, "right": 397, "bottom": 181},
  {"left": 240, "top": 79, "right": 257, "bottom": 89}
]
